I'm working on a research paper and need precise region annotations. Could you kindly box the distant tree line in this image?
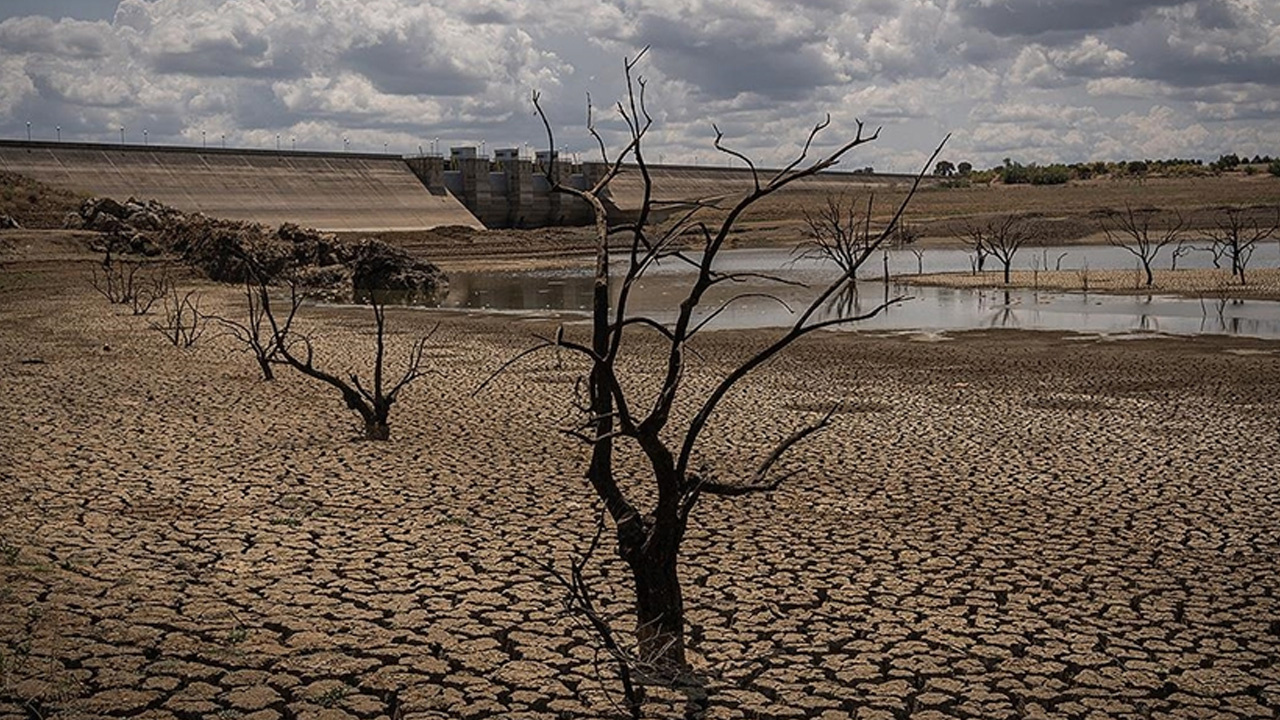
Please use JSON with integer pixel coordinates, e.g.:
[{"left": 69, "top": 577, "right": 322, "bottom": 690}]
[{"left": 933, "top": 152, "right": 1280, "bottom": 185}]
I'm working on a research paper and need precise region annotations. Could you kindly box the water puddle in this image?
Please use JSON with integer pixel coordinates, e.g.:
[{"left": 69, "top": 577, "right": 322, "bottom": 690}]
[{"left": 427, "top": 246, "right": 1280, "bottom": 339}]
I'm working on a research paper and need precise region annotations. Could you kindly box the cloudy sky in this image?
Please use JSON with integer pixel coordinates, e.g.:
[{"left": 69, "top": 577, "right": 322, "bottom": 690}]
[{"left": 1, "top": 0, "right": 1278, "bottom": 171}]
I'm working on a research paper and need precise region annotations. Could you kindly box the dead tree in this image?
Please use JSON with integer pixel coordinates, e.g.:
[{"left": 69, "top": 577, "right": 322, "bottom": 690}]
[
  {"left": 487, "top": 50, "right": 945, "bottom": 690},
  {"left": 150, "top": 286, "right": 206, "bottom": 347},
  {"left": 800, "top": 194, "right": 878, "bottom": 276},
  {"left": 1098, "top": 205, "right": 1186, "bottom": 287},
  {"left": 895, "top": 219, "right": 924, "bottom": 275},
  {"left": 799, "top": 195, "right": 881, "bottom": 314},
  {"left": 91, "top": 248, "right": 170, "bottom": 314},
  {"left": 963, "top": 214, "right": 1037, "bottom": 284},
  {"left": 259, "top": 280, "right": 435, "bottom": 441},
  {"left": 207, "top": 279, "right": 280, "bottom": 380},
  {"left": 1170, "top": 237, "right": 1195, "bottom": 271},
  {"left": 1200, "top": 206, "right": 1279, "bottom": 285}
]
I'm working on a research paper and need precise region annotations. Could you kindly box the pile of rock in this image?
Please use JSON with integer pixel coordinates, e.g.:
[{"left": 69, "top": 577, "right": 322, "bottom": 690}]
[
  {"left": 67, "top": 197, "right": 181, "bottom": 255},
  {"left": 65, "top": 196, "right": 446, "bottom": 299}
]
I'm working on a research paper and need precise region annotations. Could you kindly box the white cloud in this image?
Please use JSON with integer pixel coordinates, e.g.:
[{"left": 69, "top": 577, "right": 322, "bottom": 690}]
[{"left": 0, "top": 0, "right": 1276, "bottom": 169}]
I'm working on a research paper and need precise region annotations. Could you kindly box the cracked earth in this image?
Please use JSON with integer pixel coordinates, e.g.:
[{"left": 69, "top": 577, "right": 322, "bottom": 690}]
[{"left": 1, "top": 267, "right": 1278, "bottom": 719}]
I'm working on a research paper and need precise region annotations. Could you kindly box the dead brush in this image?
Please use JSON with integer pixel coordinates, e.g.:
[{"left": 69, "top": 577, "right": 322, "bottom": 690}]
[{"left": 150, "top": 286, "right": 207, "bottom": 347}]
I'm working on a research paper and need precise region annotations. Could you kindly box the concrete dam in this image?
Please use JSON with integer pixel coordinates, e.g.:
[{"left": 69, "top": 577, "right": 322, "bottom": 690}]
[
  {"left": 0, "top": 140, "right": 920, "bottom": 233},
  {"left": 0, "top": 140, "right": 483, "bottom": 232}
]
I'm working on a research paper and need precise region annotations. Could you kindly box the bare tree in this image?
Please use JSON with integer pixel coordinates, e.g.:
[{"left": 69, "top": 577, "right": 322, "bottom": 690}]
[
  {"left": 259, "top": 280, "right": 435, "bottom": 441},
  {"left": 1201, "top": 206, "right": 1280, "bottom": 285},
  {"left": 150, "top": 286, "right": 206, "bottom": 347},
  {"left": 799, "top": 194, "right": 877, "bottom": 277},
  {"left": 91, "top": 247, "right": 170, "bottom": 314},
  {"left": 207, "top": 279, "right": 280, "bottom": 380},
  {"left": 895, "top": 219, "right": 924, "bottom": 275},
  {"left": 963, "top": 214, "right": 1037, "bottom": 284},
  {"left": 488, "top": 50, "right": 945, "bottom": 693},
  {"left": 1098, "top": 204, "right": 1186, "bottom": 287},
  {"left": 1170, "top": 237, "right": 1195, "bottom": 271}
]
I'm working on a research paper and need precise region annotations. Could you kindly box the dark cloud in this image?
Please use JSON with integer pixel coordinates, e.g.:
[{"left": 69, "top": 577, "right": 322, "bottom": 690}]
[
  {"left": 0, "top": 16, "right": 113, "bottom": 58},
  {"left": 461, "top": 8, "right": 514, "bottom": 25},
  {"left": 0, "top": 0, "right": 117, "bottom": 22},
  {"left": 1104, "top": 8, "right": 1280, "bottom": 88},
  {"left": 1190, "top": 0, "right": 1241, "bottom": 30},
  {"left": 149, "top": 26, "right": 299, "bottom": 79},
  {"left": 1134, "top": 54, "right": 1280, "bottom": 88},
  {"left": 628, "top": 13, "right": 841, "bottom": 100},
  {"left": 956, "top": 0, "right": 1184, "bottom": 37},
  {"left": 225, "top": 83, "right": 297, "bottom": 131},
  {"left": 345, "top": 37, "right": 486, "bottom": 97}
]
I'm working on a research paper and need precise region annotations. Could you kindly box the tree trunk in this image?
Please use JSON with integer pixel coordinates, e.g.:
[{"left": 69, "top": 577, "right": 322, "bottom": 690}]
[
  {"left": 627, "top": 545, "right": 688, "bottom": 678},
  {"left": 1003, "top": 262, "right": 1011, "bottom": 285},
  {"left": 257, "top": 355, "right": 274, "bottom": 381},
  {"left": 365, "top": 417, "right": 390, "bottom": 441},
  {"left": 1142, "top": 260, "right": 1154, "bottom": 287}
]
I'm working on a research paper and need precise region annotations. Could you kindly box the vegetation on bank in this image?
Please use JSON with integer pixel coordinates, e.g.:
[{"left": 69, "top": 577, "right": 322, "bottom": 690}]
[{"left": 932, "top": 152, "right": 1280, "bottom": 186}]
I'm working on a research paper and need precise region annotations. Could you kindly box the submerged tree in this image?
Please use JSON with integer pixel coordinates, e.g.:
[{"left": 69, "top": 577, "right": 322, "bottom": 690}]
[
  {"left": 1201, "top": 206, "right": 1279, "bottom": 285},
  {"left": 800, "top": 194, "right": 879, "bottom": 276},
  {"left": 1097, "top": 204, "right": 1186, "bottom": 287},
  {"left": 963, "top": 214, "right": 1038, "bottom": 284},
  {"left": 487, "top": 49, "right": 944, "bottom": 698}
]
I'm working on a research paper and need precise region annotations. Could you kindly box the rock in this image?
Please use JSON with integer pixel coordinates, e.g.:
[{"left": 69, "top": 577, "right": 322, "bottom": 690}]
[
  {"left": 70, "top": 193, "right": 446, "bottom": 296},
  {"left": 347, "top": 238, "right": 447, "bottom": 301},
  {"left": 0, "top": 214, "right": 19, "bottom": 229},
  {"left": 85, "top": 196, "right": 131, "bottom": 220}
]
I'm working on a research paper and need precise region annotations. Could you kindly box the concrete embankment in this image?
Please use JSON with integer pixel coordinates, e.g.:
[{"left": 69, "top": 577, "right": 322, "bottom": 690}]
[{"left": 0, "top": 141, "right": 482, "bottom": 232}]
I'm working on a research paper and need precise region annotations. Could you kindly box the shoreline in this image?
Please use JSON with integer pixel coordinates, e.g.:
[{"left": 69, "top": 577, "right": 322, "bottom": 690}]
[{"left": 896, "top": 267, "right": 1280, "bottom": 302}]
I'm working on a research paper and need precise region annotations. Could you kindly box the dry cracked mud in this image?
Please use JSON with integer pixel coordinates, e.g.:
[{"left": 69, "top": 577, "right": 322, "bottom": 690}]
[{"left": 1, "top": 263, "right": 1278, "bottom": 719}]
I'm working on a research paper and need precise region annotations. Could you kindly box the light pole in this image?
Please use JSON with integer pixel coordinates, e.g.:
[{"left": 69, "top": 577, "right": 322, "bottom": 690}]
[
  {"left": 434, "top": 137, "right": 439, "bottom": 155},
  {"left": 143, "top": 129, "right": 148, "bottom": 145},
  {"left": 291, "top": 136, "right": 296, "bottom": 152},
  {"left": 56, "top": 126, "right": 60, "bottom": 142},
  {"left": 276, "top": 133, "right": 280, "bottom": 151},
  {"left": 383, "top": 142, "right": 388, "bottom": 154},
  {"left": 221, "top": 133, "right": 226, "bottom": 149},
  {"left": 26, "top": 122, "right": 31, "bottom": 142},
  {"left": 120, "top": 126, "right": 125, "bottom": 144},
  {"left": 202, "top": 130, "right": 206, "bottom": 149}
]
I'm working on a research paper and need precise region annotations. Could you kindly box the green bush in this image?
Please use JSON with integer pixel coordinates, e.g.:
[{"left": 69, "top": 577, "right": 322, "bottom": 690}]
[
  {"left": 1269, "top": 160, "right": 1280, "bottom": 177},
  {"left": 1001, "top": 160, "right": 1070, "bottom": 185}
]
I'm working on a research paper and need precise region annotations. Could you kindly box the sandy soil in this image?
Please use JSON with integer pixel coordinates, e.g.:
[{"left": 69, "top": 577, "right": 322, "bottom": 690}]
[
  {"left": 2, "top": 240, "right": 1280, "bottom": 719},
  {"left": 900, "top": 268, "right": 1280, "bottom": 302}
]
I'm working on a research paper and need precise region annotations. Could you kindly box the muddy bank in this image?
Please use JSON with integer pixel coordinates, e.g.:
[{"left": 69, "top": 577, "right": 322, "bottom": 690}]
[{"left": 900, "top": 267, "right": 1280, "bottom": 301}]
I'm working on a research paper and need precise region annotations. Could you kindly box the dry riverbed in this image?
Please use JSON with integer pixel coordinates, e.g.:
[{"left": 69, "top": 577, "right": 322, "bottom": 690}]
[{"left": 1, "top": 250, "right": 1279, "bottom": 719}]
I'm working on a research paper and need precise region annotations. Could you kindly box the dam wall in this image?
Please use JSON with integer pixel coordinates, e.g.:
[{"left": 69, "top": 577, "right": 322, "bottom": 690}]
[
  {"left": 406, "top": 155, "right": 595, "bottom": 228},
  {"left": 1, "top": 139, "right": 925, "bottom": 232},
  {"left": 0, "top": 141, "right": 482, "bottom": 232}
]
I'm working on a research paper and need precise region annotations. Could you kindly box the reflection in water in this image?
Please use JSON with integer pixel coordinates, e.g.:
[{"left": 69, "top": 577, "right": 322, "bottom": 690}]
[{"left": 429, "top": 247, "right": 1280, "bottom": 339}]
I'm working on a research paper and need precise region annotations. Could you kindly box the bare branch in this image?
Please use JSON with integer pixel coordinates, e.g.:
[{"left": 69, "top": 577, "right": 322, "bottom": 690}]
[
  {"left": 713, "top": 124, "right": 760, "bottom": 193},
  {"left": 689, "top": 293, "right": 795, "bottom": 337}
]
